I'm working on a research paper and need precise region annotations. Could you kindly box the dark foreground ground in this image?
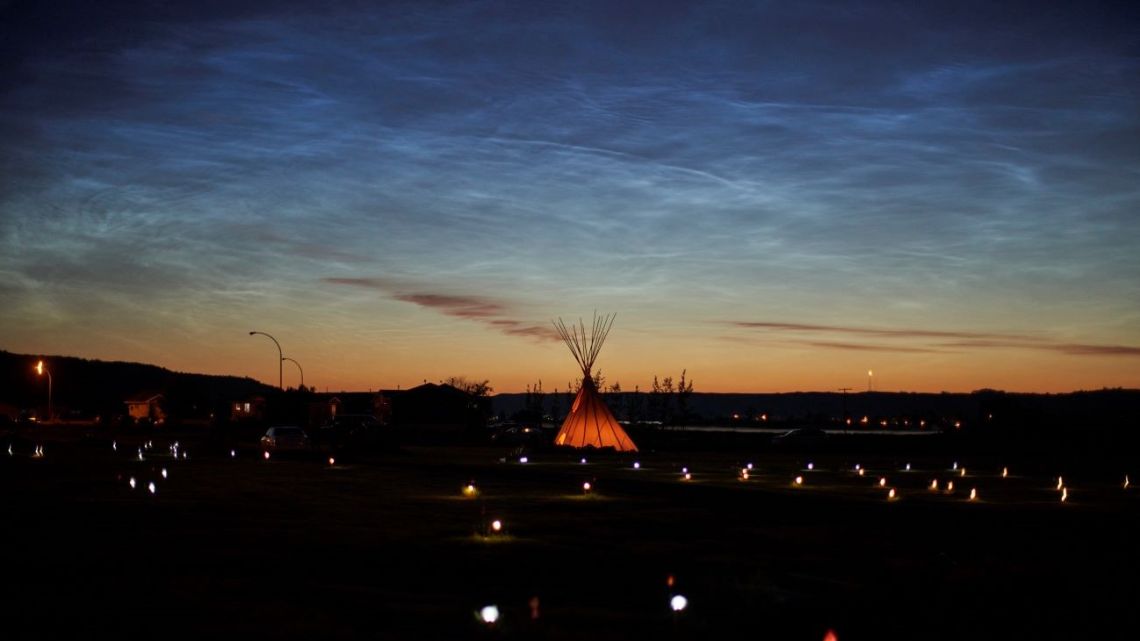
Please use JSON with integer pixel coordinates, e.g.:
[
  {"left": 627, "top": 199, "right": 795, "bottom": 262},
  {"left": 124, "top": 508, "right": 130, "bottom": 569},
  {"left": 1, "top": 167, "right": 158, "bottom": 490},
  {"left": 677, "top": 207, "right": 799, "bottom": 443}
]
[{"left": 2, "top": 426, "right": 1137, "bottom": 640}]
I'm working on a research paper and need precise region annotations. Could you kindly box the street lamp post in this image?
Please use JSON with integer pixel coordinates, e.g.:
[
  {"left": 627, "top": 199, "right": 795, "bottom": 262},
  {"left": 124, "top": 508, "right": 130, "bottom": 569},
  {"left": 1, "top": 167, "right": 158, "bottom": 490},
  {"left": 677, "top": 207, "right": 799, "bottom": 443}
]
[
  {"left": 35, "top": 360, "right": 52, "bottom": 422},
  {"left": 282, "top": 357, "right": 304, "bottom": 391},
  {"left": 249, "top": 331, "right": 283, "bottom": 390}
]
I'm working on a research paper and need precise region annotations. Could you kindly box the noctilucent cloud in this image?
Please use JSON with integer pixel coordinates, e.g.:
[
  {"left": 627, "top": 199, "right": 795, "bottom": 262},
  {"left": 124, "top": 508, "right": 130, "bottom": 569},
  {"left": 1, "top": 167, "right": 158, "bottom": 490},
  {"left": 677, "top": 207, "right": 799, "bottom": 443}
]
[{"left": 2, "top": 1, "right": 1138, "bottom": 393}]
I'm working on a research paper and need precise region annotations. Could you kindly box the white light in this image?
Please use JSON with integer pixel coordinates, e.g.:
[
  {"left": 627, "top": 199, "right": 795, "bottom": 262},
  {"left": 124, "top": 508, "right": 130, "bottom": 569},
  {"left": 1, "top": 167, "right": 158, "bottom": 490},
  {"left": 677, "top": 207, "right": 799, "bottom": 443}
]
[
  {"left": 670, "top": 595, "right": 688, "bottom": 612},
  {"left": 682, "top": 467, "right": 688, "bottom": 474},
  {"left": 888, "top": 488, "right": 897, "bottom": 500},
  {"left": 746, "top": 463, "right": 754, "bottom": 470},
  {"left": 583, "top": 481, "right": 592, "bottom": 492},
  {"left": 905, "top": 463, "right": 911, "bottom": 471},
  {"left": 633, "top": 462, "right": 640, "bottom": 469},
  {"left": 854, "top": 464, "right": 861, "bottom": 471},
  {"left": 580, "top": 457, "right": 587, "bottom": 464},
  {"left": 182, "top": 451, "right": 188, "bottom": 460},
  {"left": 263, "top": 451, "right": 270, "bottom": 460},
  {"left": 328, "top": 457, "right": 336, "bottom": 466},
  {"left": 952, "top": 462, "right": 958, "bottom": 470},
  {"left": 683, "top": 472, "right": 691, "bottom": 481},
  {"left": 129, "top": 477, "right": 137, "bottom": 489},
  {"left": 1002, "top": 467, "right": 1009, "bottom": 478},
  {"left": 1125, "top": 476, "right": 1131, "bottom": 489},
  {"left": 930, "top": 480, "right": 938, "bottom": 490},
  {"left": 807, "top": 462, "right": 814, "bottom": 471},
  {"left": 147, "top": 482, "right": 156, "bottom": 495},
  {"left": 230, "top": 449, "right": 236, "bottom": 458},
  {"left": 6, "top": 445, "right": 11, "bottom": 456},
  {"left": 479, "top": 605, "right": 499, "bottom": 624},
  {"left": 161, "top": 468, "right": 168, "bottom": 479},
  {"left": 519, "top": 456, "right": 528, "bottom": 464},
  {"left": 969, "top": 488, "right": 977, "bottom": 501},
  {"left": 491, "top": 519, "right": 502, "bottom": 532},
  {"left": 879, "top": 477, "right": 887, "bottom": 487},
  {"left": 794, "top": 476, "right": 803, "bottom": 485},
  {"left": 112, "top": 441, "right": 117, "bottom": 451},
  {"left": 1061, "top": 487, "right": 1068, "bottom": 502},
  {"left": 138, "top": 449, "right": 145, "bottom": 461}
]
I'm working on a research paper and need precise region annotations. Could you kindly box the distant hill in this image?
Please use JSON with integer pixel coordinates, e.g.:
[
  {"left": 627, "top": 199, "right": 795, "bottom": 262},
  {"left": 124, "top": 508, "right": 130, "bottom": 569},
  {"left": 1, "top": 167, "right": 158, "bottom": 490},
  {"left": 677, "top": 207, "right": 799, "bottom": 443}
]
[{"left": 0, "top": 350, "right": 275, "bottom": 420}]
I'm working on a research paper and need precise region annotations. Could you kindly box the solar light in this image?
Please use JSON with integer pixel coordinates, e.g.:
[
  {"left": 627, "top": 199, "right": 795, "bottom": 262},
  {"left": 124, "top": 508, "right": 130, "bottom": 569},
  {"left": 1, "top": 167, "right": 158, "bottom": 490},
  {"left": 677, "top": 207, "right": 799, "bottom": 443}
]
[
  {"left": 960, "top": 468, "right": 966, "bottom": 477},
  {"left": 930, "top": 480, "right": 938, "bottom": 490},
  {"left": 683, "top": 472, "right": 692, "bottom": 481},
  {"left": 583, "top": 481, "right": 592, "bottom": 492},
  {"left": 580, "top": 457, "right": 587, "bottom": 464},
  {"left": 182, "top": 451, "right": 188, "bottom": 460},
  {"left": 888, "top": 488, "right": 897, "bottom": 500},
  {"left": 794, "top": 476, "right": 803, "bottom": 485},
  {"left": 807, "top": 462, "right": 814, "bottom": 470},
  {"left": 129, "top": 477, "right": 137, "bottom": 489},
  {"left": 491, "top": 519, "right": 502, "bottom": 533},
  {"left": 1125, "top": 476, "right": 1130, "bottom": 489},
  {"left": 6, "top": 445, "right": 11, "bottom": 456},
  {"left": 1002, "top": 467, "right": 1008, "bottom": 478},
  {"left": 879, "top": 477, "right": 887, "bottom": 487},
  {"left": 230, "top": 449, "right": 236, "bottom": 458},
  {"left": 147, "top": 482, "right": 156, "bottom": 495},
  {"left": 328, "top": 457, "right": 336, "bottom": 466},
  {"left": 161, "top": 468, "right": 168, "bottom": 479},
  {"left": 1056, "top": 477, "right": 1064, "bottom": 491},
  {"left": 905, "top": 463, "right": 911, "bottom": 471},
  {"left": 740, "top": 469, "right": 749, "bottom": 480},
  {"left": 519, "top": 456, "right": 528, "bottom": 464},
  {"left": 670, "top": 594, "right": 688, "bottom": 612},
  {"left": 138, "top": 449, "right": 145, "bottom": 461},
  {"left": 478, "top": 605, "right": 500, "bottom": 624},
  {"left": 824, "top": 629, "right": 839, "bottom": 641},
  {"left": 682, "top": 467, "right": 689, "bottom": 474},
  {"left": 947, "top": 481, "right": 955, "bottom": 492},
  {"left": 952, "top": 462, "right": 958, "bottom": 470},
  {"left": 633, "top": 462, "right": 640, "bottom": 469},
  {"left": 854, "top": 464, "right": 861, "bottom": 471},
  {"left": 857, "top": 469, "right": 865, "bottom": 477},
  {"left": 463, "top": 483, "right": 478, "bottom": 497},
  {"left": 112, "top": 441, "right": 117, "bottom": 452},
  {"left": 746, "top": 462, "right": 754, "bottom": 470},
  {"left": 146, "top": 440, "right": 153, "bottom": 450},
  {"left": 969, "top": 488, "right": 977, "bottom": 501},
  {"left": 1061, "top": 488, "right": 1068, "bottom": 502},
  {"left": 263, "top": 451, "right": 270, "bottom": 460}
]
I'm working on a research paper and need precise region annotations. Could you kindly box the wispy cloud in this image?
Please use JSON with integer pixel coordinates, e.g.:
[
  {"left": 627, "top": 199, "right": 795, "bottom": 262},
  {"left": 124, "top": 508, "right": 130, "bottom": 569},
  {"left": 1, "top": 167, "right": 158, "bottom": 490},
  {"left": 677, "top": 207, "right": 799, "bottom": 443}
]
[
  {"left": 732, "top": 321, "right": 1140, "bottom": 357},
  {"left": 321, "top": 277, "right": 558, "bottom": 341}
]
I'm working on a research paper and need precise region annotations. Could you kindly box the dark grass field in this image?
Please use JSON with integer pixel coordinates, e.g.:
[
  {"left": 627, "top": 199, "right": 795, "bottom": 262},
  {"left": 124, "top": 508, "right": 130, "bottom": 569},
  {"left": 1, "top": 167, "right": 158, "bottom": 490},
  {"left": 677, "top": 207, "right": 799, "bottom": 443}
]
[{"left": 2, "top": 426, "right": 1137, "bottom": 640}]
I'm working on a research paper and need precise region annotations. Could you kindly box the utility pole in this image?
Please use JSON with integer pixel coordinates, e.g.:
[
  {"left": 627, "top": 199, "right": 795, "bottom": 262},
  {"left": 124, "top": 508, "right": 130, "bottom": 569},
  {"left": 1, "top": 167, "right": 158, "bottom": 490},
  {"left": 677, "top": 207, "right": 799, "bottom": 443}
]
[{"left": 837, "top": 387, "right": 852, "bottom": 423}]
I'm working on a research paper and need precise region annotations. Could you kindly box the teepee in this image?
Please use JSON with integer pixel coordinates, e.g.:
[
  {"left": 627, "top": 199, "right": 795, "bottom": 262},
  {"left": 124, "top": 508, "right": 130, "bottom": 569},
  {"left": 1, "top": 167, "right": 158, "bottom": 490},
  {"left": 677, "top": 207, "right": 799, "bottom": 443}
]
[{"left": 552, "top": 313, "right": 637, "bottom": 452}]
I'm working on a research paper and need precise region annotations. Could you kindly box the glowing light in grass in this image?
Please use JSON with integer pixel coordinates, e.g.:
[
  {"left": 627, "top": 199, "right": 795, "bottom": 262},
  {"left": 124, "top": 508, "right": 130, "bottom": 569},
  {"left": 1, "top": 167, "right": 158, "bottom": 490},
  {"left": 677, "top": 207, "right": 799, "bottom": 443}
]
[
  {"left": 930, "top": 480, "right": 938, "bottom": 490},
  {"left": 462, "top": 483, "right": 478, "bottom": 497},
  {"left": 129, "top": 477, "right": 137, "bottom": 489},
  {"left": 878, "top": 477, "right": 887, "bottom": 487},
  {"left": 6, "top": 445, "right": 11, "bottom": 456},
  {"left": 111, "top": 441, "right": 117, "bottom": 452},
  {"left": 740, "top": 469, "right": 749, "bottom": 481},
  {"left": 263, "top": 451, "right": 270, "bottom": 461},
  {"left": 952, "top": 462, "right": 958, "bottom": 471},
  {"left": 1056, "top": 477, "right": 1064, "bottom": 491},
  {"left": 147, "top": 482, "right": 156, "bottom": 495},
  {"left": 888, "top": 488, "right": 896, "bottom": 500},
  {"left": 857, "top": 469, "right": 865, "bottom": 477},
  {"left": 328, "top": 457, "right": 336, "bottom": 466},
  {"left": 137, "top": 449, "right": 145, "bottom": 461},
  {"left": 491, "top": 519, "right": 502, "bottom": 533},
  {"left": 905, "top": 463, "right": 911, "bottom": 471},
  {"left": 230, "top": 449, "right": 236, "bottom": 458},
  {"left": 1002, "top": 467, "right": 1008, "bottom": 478},
  {"left": 633, "top": 462, "right": 640, "bottom": 469},
  {"left": 746, "top": 462, "right": 754, "bottom": 470},
  {"left": 478, "top": 605, "right": 499, "bottom": 624},
  {"left": 1126, "top": 476, "right": 1131, "bottom": 489},
  {"left": 670, "top": 594, "right": 688, "bottom": 612},
  {"left": 182, "top": 451, "right": 189, "bottom": 461},
  {"left": 519, "top": 456, "right": 528, "bottom": 464},
  {"left": 824, "top": 629, "right": 839, "bottom": 641},
  {"left": 807, "top": 462, "right": 814, "bottom": 471},
  {"left": 969, "top": 488, "right": 977, "bottom": 501},
  {"left": 580, "top": 457, "right": 587, "bottom": 464},
  {"left": 1061, "top": 487, "right": 1068, "bottom": 502},
  {"left": 161, "top": 468, "right": 167, "bottom": 479},
  {"left": 683, "top": 472, "right": 692, "bottom": 481},
  {"left": 682, "top": 467, "right": 689, "bottom": 474},
  {"left": 854, "top": 464, "right": 861, "bottom": 471},
  {"left": 960, "top": 468, "right": 966, "bottom": 477},
  {"left": 947, "top": 481, "right": 955, "bottom": 492},
  {"left": 794, "top": 476, "right": 803, "bottom": 486},
  {"left": 582, "top": 481, "right": 592, "bottom": 493}
]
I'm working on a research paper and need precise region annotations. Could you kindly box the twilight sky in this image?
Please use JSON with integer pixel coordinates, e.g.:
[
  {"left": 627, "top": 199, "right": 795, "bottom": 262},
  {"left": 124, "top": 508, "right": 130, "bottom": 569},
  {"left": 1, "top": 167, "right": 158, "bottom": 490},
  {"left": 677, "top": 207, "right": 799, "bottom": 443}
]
[{"left": 2, "top": 0, "right": 1139, "bottom": 393}]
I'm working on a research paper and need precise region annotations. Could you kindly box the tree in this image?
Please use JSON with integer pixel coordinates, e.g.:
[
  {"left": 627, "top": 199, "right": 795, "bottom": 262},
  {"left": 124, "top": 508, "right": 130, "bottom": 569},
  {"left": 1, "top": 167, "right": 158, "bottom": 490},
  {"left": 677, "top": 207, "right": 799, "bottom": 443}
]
[{"left": 443, "top": 376, "right": 493, "bottom": 397}]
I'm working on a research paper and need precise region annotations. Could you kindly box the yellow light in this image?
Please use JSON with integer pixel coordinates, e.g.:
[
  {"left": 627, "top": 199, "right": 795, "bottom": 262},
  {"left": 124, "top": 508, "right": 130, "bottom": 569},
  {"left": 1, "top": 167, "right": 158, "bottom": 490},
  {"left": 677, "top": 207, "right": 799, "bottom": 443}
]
[
  {"left": 960, "top": 468, "right": 966, "bottom": 477},
  {"left": 328, "top": 457, "right": 336, "bottom": 466},
  {"left": 794, "top": 476, "right": 803, "bottom": 485},
  {"left": 1125, "top": 476, "right": 1131, "bottom": 489},
  {"left": 463, "top": 483, "right": 478, "bottom": 497},
  {"left": 1002, "top": 467, "right": 1008, "bottom": 478},
  {"left": 947, "top": 481, "right": 955, "bottom": 492},
  {"left": 491, "top": 519, "right": 502, "bottom": 532},
  {"left": 35, "top": 361, "right": 43, "bottom": 375},
  {"left": 888, "top": 488, "right": 896, "bottom": 500},
  {"left": 740, "top": 469, "right": 749, "bottom": 480},
  {"left": 582, "top": 481, "right": 592, "bottom": 492},
  {"left": 1056, "top": 477, "right": 1064, "bottom": 491},
  {"left": 879, "top": 477, "right": 886, "bottom": 487},
  {"left": 683, "top": 472, "right": 692, "bottom": 481},
  {"left": 969, "top": 488, "right": 977, "bottom": 501},
  {"left": 858, "top": 469, "right": 865, "bottom": 477},
  {"left": 1061, "top": 488, "right": 1068, "bottom": 502},
  {"left": 930, "top": 479, "right": 938, "bottom": 490}
]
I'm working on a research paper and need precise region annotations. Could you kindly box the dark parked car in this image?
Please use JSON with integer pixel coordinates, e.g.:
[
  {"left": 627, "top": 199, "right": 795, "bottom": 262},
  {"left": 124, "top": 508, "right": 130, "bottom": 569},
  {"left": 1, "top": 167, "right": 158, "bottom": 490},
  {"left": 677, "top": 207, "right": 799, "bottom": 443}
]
[{"left": 260, "top": 426, "right": 311, "bottom": 453}]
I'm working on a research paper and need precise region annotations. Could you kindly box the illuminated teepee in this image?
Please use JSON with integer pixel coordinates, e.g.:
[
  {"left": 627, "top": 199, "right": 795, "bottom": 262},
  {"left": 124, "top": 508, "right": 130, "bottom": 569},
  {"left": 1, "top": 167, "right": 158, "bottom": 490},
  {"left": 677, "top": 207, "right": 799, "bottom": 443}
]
[{"left": 552, "top": 313, "right": 637, "bottom": 452}]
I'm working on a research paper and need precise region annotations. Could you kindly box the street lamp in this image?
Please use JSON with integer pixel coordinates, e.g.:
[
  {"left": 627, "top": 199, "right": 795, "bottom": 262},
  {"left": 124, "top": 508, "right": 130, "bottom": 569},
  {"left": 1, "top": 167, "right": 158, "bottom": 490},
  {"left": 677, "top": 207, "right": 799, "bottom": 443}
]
[
  {"left": 249, "top": 331, "right": 283, "bottom": 390},
  {"left": 35, "top": 360, "right": 52, "bottom": 422},
  {"left": 282, "top": 357, "right": 304, "bottom": 390}
]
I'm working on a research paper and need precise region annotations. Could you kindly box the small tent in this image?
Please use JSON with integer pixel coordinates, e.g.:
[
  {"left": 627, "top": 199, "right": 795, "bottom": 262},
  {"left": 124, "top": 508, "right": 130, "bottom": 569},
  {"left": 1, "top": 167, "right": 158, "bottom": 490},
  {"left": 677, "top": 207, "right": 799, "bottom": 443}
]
[{"left": 552, "top": 314, "right": 637, "bottom": 452}]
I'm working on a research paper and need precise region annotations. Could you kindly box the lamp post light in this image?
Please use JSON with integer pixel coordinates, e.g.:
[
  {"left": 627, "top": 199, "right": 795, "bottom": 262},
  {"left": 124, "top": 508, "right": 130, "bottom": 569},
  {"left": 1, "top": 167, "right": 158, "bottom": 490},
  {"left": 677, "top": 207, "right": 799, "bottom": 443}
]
[
  {"left": 282, "top": 357, "right": 304, "bottom": 391},
  {"left": 249, "top": 331, "right": 283, "bottom": 390},
  {"left": 35, "top": 360, "right": 52, "bottom": 422}
]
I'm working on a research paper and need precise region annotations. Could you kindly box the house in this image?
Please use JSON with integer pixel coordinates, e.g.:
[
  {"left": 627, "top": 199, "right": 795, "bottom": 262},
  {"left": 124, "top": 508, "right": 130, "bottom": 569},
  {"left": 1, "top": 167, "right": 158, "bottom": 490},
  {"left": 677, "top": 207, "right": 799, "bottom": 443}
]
[{"left": 125, "top": 393, "right": 166, "bottom": 423}]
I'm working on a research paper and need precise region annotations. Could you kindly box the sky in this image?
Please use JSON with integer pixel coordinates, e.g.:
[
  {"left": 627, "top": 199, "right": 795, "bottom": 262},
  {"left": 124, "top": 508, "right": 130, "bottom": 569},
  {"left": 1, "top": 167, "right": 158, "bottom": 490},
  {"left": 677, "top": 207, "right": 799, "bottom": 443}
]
[{"left": 2, "top": 0, "right": 1139, "bottom": 393}]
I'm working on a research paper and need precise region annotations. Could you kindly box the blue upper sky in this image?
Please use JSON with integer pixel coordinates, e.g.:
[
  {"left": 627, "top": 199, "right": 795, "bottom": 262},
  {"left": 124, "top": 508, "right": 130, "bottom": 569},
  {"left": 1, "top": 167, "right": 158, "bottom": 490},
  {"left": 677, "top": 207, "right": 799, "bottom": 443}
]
[{"left": 2, "top": 1, "right": 1138, "bottom": 392}]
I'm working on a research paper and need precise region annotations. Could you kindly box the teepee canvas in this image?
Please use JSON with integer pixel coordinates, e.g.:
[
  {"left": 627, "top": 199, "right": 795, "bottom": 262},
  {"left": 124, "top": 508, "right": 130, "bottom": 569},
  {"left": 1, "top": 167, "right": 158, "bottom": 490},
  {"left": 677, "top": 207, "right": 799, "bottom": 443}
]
[{"left": 552, "top": 314, "right": 638, "bottom": 452}]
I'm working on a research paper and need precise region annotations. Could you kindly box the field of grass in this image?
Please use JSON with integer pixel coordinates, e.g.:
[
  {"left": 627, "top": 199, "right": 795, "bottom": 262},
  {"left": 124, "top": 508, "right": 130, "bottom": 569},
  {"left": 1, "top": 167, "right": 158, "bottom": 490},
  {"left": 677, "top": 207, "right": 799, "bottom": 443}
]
[{"left": 2, "top": 425, "right": 1137, "bottom": 640}]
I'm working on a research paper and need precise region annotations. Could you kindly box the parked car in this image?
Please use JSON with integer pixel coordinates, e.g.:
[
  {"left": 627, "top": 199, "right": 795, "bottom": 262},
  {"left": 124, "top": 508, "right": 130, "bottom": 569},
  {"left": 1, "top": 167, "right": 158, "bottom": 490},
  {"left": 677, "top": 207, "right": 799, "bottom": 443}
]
[{"left": 260, "top": 426, "right": 311, "bottom": 452}]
